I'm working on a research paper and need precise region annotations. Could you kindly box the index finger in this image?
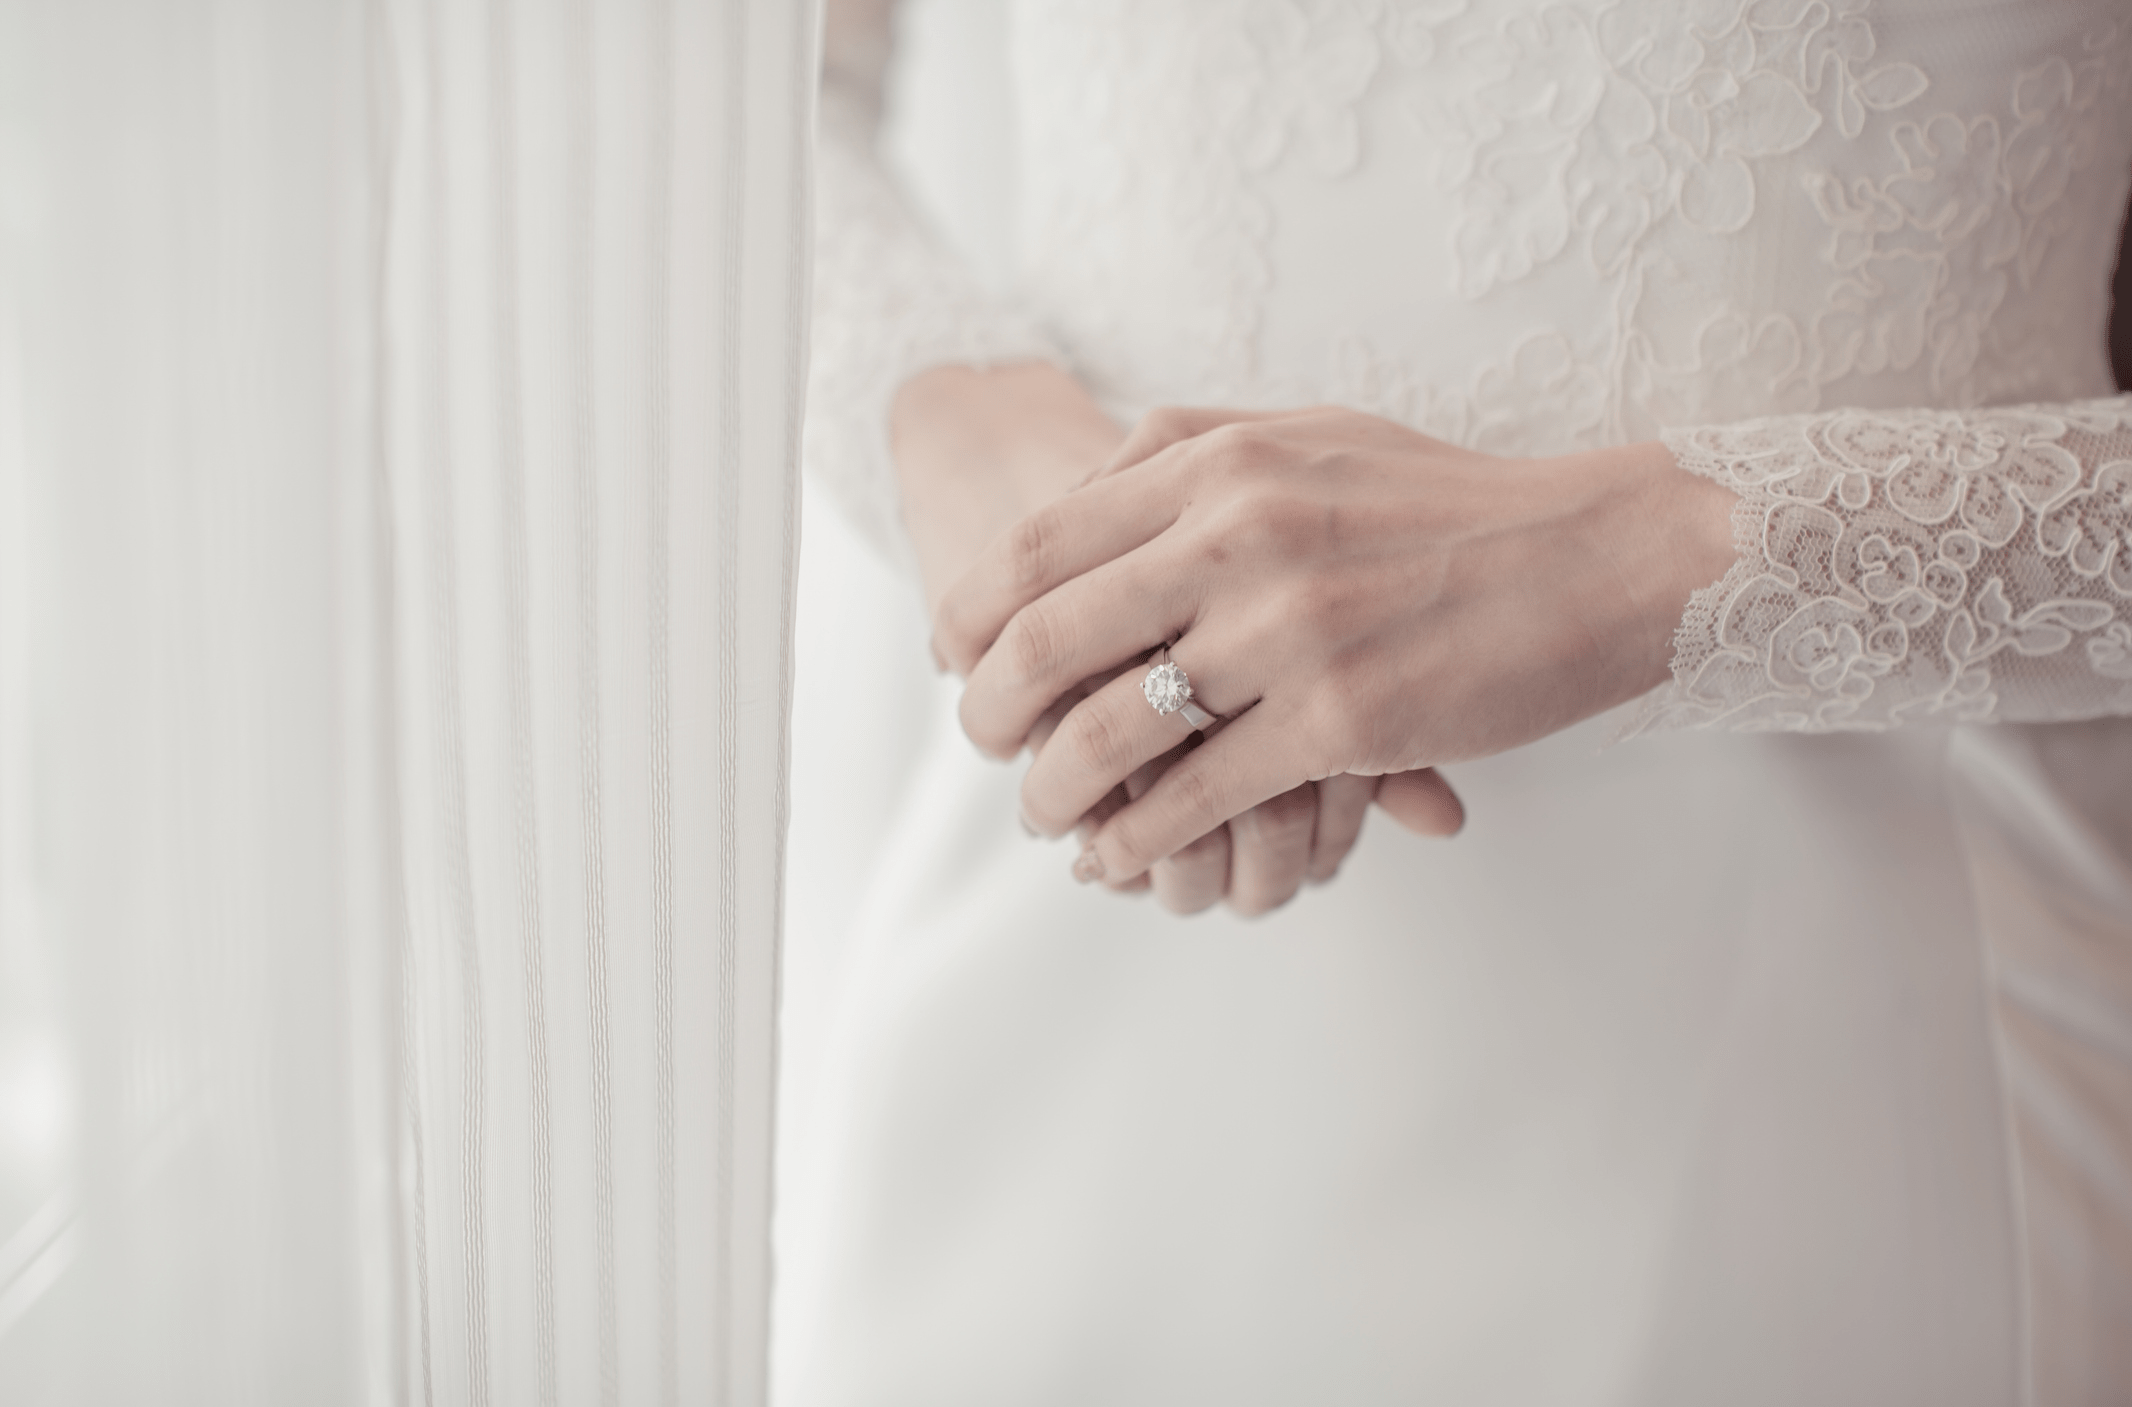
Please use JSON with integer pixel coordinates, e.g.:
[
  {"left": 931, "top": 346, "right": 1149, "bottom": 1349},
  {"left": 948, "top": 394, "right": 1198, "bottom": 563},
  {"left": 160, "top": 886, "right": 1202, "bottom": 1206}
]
[
  {"left": 930, "top": 457, "right": 1178, "bottom": 676},
  {"left": 1088, "top": 406, "right": 1289, "bottom": 486}
]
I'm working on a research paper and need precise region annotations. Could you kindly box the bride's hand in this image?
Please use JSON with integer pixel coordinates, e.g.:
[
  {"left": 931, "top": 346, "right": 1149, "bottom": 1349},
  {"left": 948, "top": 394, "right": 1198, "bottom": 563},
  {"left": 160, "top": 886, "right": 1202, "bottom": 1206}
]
[
  {"left": 898, "top": 369, "right": 1445, "bottom": 912},
  {"left": 1018, "top": 667, "right": 1464, "bottom": 913},
  {"left": 931, "top": 405, "right": 1739, "bottom": 884}
]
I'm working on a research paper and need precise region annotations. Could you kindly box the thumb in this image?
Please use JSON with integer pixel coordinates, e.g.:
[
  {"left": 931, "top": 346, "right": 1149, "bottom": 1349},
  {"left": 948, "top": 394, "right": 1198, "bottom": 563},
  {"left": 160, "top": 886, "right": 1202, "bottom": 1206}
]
[{"left": 1375, "top": 768, "right": 1465, "bottom": 837}]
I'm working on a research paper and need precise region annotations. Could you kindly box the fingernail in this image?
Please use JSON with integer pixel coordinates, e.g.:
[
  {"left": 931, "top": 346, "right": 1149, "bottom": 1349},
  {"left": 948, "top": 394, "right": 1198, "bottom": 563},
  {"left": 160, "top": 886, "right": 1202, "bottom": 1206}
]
[
  {"left": 929, "top": 640, "right": 948, "bottom": 674},
  {"left": 1071, "top": 846, "right": 1106, "bottom": 885},
  {"left": 1019, "top": 811, "right": 1039, "bottom": 838}
]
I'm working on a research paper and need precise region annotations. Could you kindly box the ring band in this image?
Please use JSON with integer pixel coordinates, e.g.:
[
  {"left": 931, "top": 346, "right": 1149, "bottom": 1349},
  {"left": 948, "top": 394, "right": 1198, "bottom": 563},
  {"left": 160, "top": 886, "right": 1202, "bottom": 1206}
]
[{"left": 1142, "top": 646, "right": 1216, "bottom": 731}]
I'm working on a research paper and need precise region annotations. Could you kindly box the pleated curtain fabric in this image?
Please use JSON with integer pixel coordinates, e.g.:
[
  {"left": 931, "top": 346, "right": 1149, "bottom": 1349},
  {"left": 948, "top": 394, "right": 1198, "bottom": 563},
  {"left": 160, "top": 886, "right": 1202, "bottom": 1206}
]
[{"left": 0, "top": 2, "right": 811, "bottom": 1404}]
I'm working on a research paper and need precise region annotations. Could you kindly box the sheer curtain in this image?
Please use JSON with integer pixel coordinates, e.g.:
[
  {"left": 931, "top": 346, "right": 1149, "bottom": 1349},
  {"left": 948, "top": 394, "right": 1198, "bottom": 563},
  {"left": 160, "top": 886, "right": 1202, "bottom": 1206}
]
[{"left": 0, "top": 0, "right": 811, "bottom": 1402}]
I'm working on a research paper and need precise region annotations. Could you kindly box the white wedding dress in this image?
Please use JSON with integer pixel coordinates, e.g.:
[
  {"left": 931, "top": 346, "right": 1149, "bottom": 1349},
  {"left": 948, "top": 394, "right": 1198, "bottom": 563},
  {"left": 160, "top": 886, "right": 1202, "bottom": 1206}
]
[{"left": 778, "top": 2, "right": 2132, "bottom": 1403}]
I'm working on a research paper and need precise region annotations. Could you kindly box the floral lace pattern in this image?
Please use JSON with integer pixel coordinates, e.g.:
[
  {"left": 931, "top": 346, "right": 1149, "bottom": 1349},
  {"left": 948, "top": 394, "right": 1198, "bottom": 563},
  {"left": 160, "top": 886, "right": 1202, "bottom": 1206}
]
[
  {"left": 1016, "top": 0, "right": 2128, "bottom": 446},
  {"left": 815, "top": 0, "right": 2132, "bottom": 734},
  {"left": 1644, "top": 395, "right": 2132, "bottom": 731},
  {"left": 1005, "top": 0, "right": 2132, "bottom": 733},
  {"left": 807, "top": 81, "right": 1061, "bottom": 571}
]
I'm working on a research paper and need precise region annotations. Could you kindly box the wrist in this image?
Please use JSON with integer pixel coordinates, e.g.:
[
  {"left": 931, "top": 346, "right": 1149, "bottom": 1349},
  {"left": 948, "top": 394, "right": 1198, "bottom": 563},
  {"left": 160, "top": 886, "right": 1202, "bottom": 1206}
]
[
  {"left": 892, "top": 362, "right": 1124, "bottom": 611},
  {"left": 1560, "top": 440, "right": 1741, "bottom": 698}
]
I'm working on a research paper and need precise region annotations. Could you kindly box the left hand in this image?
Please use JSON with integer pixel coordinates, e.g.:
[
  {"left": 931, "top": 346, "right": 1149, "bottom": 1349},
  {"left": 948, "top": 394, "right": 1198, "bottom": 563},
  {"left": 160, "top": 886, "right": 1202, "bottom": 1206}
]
[
  {"left": 1019, "top": 667, "right": 1463, "bottom": 914},
  {"left": 898, "top": 367, "right": 1454, "bottom": 913},
  {"left": 932, "top": 405, "right": 1738, "bottom": 884}
]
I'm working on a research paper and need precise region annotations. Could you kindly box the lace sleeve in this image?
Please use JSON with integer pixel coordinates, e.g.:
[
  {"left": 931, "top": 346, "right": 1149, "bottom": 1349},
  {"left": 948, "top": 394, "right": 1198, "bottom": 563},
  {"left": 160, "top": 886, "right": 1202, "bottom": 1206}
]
[
  {"left": 1639, "top": 394, "right": 2132, "bottom": 733},
  {"left": 807, "top": 6, "right": 1063, "bottom": 573}
]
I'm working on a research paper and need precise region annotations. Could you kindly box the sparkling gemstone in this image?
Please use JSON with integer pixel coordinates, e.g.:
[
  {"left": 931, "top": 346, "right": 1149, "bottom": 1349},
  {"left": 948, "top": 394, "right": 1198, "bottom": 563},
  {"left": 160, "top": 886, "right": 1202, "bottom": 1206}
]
[{"left": 1142, "top": 660, "right": 1192, "bottom": 715}]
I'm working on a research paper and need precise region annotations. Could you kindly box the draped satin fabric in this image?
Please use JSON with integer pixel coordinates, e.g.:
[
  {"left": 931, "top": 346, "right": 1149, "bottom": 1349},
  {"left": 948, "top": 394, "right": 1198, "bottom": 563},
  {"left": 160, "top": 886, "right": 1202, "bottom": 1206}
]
[{"left": 0, "top": 3, "right": 811, "bottom": 1403}]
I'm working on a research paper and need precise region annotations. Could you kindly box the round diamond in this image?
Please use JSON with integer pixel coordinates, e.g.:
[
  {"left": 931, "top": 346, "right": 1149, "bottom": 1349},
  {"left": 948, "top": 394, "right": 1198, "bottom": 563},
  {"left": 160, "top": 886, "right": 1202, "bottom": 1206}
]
[{"left": 1142, "top": 660, "right": 1193, "bottom": 715}]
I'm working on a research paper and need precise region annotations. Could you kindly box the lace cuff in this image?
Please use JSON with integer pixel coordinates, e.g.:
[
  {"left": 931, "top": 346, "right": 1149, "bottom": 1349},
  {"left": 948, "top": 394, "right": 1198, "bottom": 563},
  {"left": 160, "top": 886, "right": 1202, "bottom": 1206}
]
[
  {"left": 806, "top": 81, "right": 1064, "bottom": 574},
  {"left": 1637, "top": 394, "right": 2132, "bottom": 733}
]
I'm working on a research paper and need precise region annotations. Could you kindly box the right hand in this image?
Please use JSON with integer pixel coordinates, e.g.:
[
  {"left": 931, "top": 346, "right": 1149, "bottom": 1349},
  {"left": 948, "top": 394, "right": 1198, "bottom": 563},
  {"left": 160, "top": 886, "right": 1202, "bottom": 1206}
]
[{"left": 893, "top": 362, "right": 1464, "bottom": 916}]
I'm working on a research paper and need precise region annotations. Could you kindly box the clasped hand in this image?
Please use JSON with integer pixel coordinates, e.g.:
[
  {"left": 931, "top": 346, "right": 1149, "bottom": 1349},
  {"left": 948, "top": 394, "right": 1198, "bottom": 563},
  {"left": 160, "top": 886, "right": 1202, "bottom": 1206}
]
[{"left": 933, "top": 405, "right": 1736, "bottom": 898}]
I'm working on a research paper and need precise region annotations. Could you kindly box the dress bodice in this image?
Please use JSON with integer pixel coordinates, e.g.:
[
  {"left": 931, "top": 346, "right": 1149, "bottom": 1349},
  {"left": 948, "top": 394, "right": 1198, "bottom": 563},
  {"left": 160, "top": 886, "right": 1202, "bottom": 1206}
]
[{"left": 1007, "top": 0, "right": 2131, "bottom": 452}]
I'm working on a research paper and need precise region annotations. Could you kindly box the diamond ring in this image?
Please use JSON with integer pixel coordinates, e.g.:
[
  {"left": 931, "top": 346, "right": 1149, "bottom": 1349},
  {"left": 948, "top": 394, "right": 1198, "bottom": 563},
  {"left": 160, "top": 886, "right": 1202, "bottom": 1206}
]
[{"left": 1142, "top": 646, "right": 1216, "bottom": 730}]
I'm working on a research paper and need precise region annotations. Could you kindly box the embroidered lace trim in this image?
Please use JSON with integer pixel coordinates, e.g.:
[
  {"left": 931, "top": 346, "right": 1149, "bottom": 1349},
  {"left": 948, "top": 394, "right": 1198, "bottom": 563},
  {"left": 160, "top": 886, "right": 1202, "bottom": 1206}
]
[{"left": 1640, "top": 394, "right": 2132, "bottom": 733}]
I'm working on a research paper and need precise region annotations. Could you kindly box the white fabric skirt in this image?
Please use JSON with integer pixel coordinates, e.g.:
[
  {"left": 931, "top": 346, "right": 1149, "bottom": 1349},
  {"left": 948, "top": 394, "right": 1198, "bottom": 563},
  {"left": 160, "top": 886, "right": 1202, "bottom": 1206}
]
[{"left": 771, "top": 492, "right": 2132, "bottom": 1406}]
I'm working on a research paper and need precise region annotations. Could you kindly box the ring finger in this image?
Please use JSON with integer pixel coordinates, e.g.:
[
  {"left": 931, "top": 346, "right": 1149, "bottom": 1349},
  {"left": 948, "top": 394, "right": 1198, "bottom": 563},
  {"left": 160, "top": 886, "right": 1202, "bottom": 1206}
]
[
  {"left": 1021, "top": 639, "right": 1250, "bottom": 837},
  {"left": 958, "top": 546, "right": 1199, "bottom": 760}
]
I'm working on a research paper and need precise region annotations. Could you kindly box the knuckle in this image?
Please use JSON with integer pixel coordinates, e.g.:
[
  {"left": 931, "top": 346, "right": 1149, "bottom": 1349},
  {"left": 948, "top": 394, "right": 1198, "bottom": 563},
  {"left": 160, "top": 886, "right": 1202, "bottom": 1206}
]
[
  {"left": 1063, "top": 700, "right": 1132, "bottom": 778},
  {"left": 1287, "top": 574, "right": 1355, "bottom": 634},
  {"left": 1197, "top": 422, "right": 1272, "bottom": 478},
  {"left": 1143, "top": 406, "right": 1196, "bottom": 440},
  {"left": 1206, "top": 420, "right": 1266, "bottom": 454},
  {"left": 1001, "top": 603, "right": 1069, "bottom": 688},
  {"left": 1000, "top": 508, "right": 1061, "bottom": 593},
  {"left": 1162, "top": 761, "right": 1222, "bottom": 831},
  {"left": 1206, "top": 486, "right": 1315, "bottom": 560}
]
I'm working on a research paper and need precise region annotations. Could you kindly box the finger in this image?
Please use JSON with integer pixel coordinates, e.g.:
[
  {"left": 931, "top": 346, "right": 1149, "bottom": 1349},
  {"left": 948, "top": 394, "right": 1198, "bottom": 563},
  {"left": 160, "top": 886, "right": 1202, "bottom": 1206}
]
[
  {"left": 934, "top": 412, "right": 1295, "bottom": 677},
  {"left": 1119, "top": 740, "right": 1230, "bottom": 914},
  {"left": 1088, "top": 405, "right": 1288, "bottom": 485},
  {"left": 1225, "top": 783, "right": 1318, "bottom": 917},
  {"left": 958, "top": 544, "right": 1199, "bottom": 759},
  {"left": 931, "top": 466, "right": 1179, "bottom": 676},
  {"left": 1308, "top": 774, "right": 1379, "bottom": 883},
  {"left": 1067, "top": 781, "right": 1160, "bottom": 893},
  {"left": 1096, "top": 738, "right": 1188, "bottom": 826},
  {"left": 1023, "top": 663, "right": 1136, "bottom": 761},
  {"left": 1376, "top": 768, "right": 1466, "bottom": 836},
  {"left": 1151, "top": 825, "right": 1231, "bottom": 915},
  {"left": 1021, "top": 647, "right": 1250, "bottom": 838},
  {"left": 1076, "top": 704, "right": 1302, "bottom": 884}
]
